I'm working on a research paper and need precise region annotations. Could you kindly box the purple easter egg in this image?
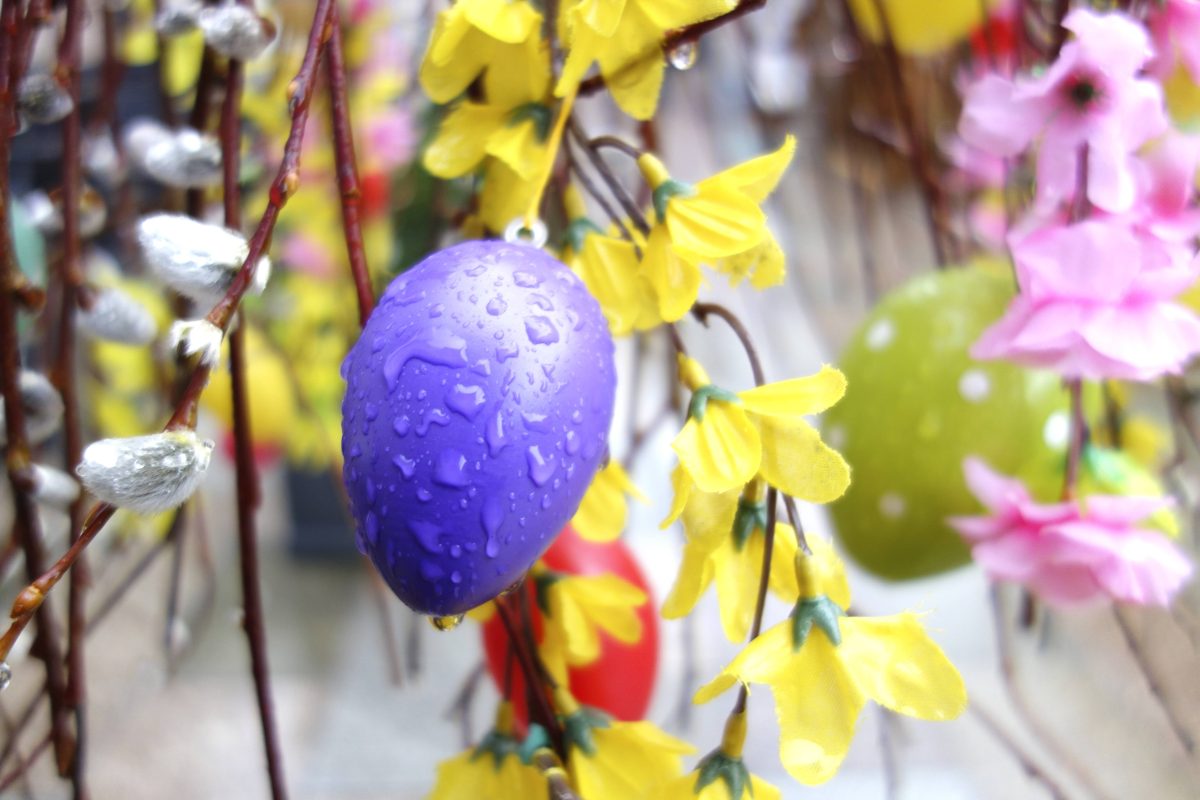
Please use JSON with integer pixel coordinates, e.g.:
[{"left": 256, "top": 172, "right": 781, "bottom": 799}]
[{"left": 340, "top": 241, "right": 617, "bottom": 616}]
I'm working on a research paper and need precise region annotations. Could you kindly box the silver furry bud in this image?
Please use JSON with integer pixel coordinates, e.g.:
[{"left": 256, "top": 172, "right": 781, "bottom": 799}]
[
  {"left": 78, "top": 287, "right": 158, "bottom": 345},
  {"left": 0, "top": 371, "right": 64, "bottom": 448},
  {"left": 123, "top": 118, "right": 172, "bottom": 165},
  {"left": 137, "top": 213, "right": 270, "bottom": 304},
  {"left": 156, "top": 1, "right": 202, "bottom": 35},
  {"left": 24, "top": 187, "right": 107, "bottom": 239},
  {"left": 141, "top": 128, "right": 222, "bottom": 189},
  {"left": 17, "top": 74, "right": 74, "bottom": 126},
  {"left": 83, "top": 131, "right": 123, "bottom": 186},
  {"left": 198, "top": 4, "right": 275, "bottom": 61},
  {"left": 30, "top": 464, "right": 80, "bottom": 508},
  {"left": 77, "top": 431, "right": 214, "bottom": 514},
  {"left": 167, "top": 319, "right": 223, "bottom": 367}
]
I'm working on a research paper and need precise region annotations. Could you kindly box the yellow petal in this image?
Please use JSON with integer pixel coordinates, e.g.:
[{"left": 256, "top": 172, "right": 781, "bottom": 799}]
[
  {"left": 755, "top": 415, "right": 850, "bottom": 503},
  {"left": 463, "top": 0, "right": 542, "bottom": 44},
  {"left": 577, "top": 0, "right": 626, "bottom": 38},
  {"left": 484, "top": 118, "right": 545, "bottom": 179},
  {"left": 642, "top": 225, "right": 702, "bottom": 322},
  {"left": 572, "top": 721, "right": 692, "bottom": 799},
  {"left": 666, "top": 183, "right": 766, "bottom": 262},
  {"left": 574, "top": 234, "right": 661, "bottom": 335},
  {"left": 748, "top": 774, "right": 783, "bottom": 800},
  {"left": 555, "top": 7, "right": 603, "bottom": 95},
  {"left": 420, "top": 21, "right": 490, "bottom": 103},
  {"left": 767, "top": 522, "right": 802, "bottom": 602},
  {"left": 772, "top": 634, "right": 864, "bottom": 785},
  {"left": 570, "top": 574, "right": 647, "bottom": 644},
  {"left": 846, "top": 0, "right": 997, "bottom": 56},
  {"left": 671, "top": 403, "right": 761, "bottom": 494},
  {"left": 484, "top": 34, "right": 552, "bottom": 107},
  {"left": 422, "top": 103, "right": 506, "bottom": 178},
  {"left": 806, "top": 535, "right": 853, "bottom": 610},
  {"left": 707, "top": 135, "right": 796, "bottom": 204},
  {"left": 661, "top": 463, "right": 693, "bottom": 529},
  {"left": 679, "top": 483, "right": 738, "bottom": 550},
  {"left": 479, "top": 160, "right": 538, "bottom": 233},
  {"left": 662, "top": 538, "right": 716, "bottom": 620},
  {"left": 717, "top": 235, "right": 787, "bottom": 289},
  {"left": 737, "top": 366, "right": 848, "bottom": 420},
  {"left": 839, "top": 615, "right": 967, "bottom": 721},
  {"left": 427, "top": 750, "right": 489, "bottom": 800},
  {"left": 572, "top": 460, "right": 643, "bottom": 543},
  {"left": 693, "top": 620, "right": 792, "bottom": 705},
  {"left": 428, "top": 8, "right": 474, "bottom": 65},
  {"left": 714, "top": 535, "right": 762, "bottom": 642},
  {"left": 597, "top": 12, "right": 666, "bottom": 121}
]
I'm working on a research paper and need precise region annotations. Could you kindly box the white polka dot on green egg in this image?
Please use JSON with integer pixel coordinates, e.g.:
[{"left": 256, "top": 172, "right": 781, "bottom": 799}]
[{"left": 821, "top": 266, "right": 1072, "bottom": 580}]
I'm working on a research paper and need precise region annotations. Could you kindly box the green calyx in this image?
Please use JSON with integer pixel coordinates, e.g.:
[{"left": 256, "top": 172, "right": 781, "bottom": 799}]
[
  {"left": 471, "top": 727, "right": 521, "bottom": 770},
  {"left": 652, "top": 178, "right": 696, "bottom": 222},
  {"left": 694, "top": 750, "right": 753, "bottom": 800},
  {"left": 508, "top": 103, "right": 554, "bottom": 141},
  {"left": 791, "top": 595, "right": 844, "bottom": 650},
  {"left": 564, "top": 217, "right": 604, "bottom": 255},
  {"left": 687, "top": 384, "right": 741, "bottom": 422},
  {"left": 533, "top": 571, "right": 564, "bottom": 615},
  {"left": 517, "top": 724, "right": 553, "bottom": 765},
  {"left": 731, "top": 497, "right": 767, "bottom": 551},
  {"left": 560, "top": 707, "right": 612, "bottom": 757}
]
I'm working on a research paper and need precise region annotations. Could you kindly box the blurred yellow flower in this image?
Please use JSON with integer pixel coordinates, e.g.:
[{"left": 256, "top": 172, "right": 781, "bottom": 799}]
[
  {"left": 427, "top": 701, "right": 547, "bottom": 799},
  {"left": 571, "top": 460, "right": 648, "bottom": 543},
  {"left": 693, "top": 544, "right": 966, "bottom": 785},
  {"left": 556, "top": 0, "right": 735, "bottom": 119},
  {"left": 645, "top": 711, "right": 780, "bottom": 800},
  {"left": 847, "top": 0, "right": 1001, "bottom": 56},
  {"left": 538, "top": 568, "right": 647, "bottom": 672},
  {"left": 420, "top": 0, "right": 544, "bottom": 104},
  {"left": 669, "top": 356, "right": 850, "bottom": 502},
  {"left": 556, "top": 689, "right": 694, "bottom": 798}
]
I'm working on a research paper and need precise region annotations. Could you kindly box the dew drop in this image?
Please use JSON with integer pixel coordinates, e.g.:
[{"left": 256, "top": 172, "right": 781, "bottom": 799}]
[
  {"left": 430, "top": 614, "right": 464, "bottom": 631},
  {"left": 526, "top": 445, "right": 557, "bottom": 487},
  {"left": 393, "top": 416, "right": 411, "bottom": 436},
  {"left": 392, "top": 453, "right": 416, "bottom": 479},
  {"left": 416, "top": 407, "right": 452, "bottom": 436},
  {"left": 527, "top": 293, "right": 554, "bottom": 311},
  {"left": 486, "top": 410, "right": 508, "bottom": 455},
  {"left": 433, "top": 449, "right": 470, "bottom": 488},
  {"left": 482, "top": 494, "right": 505, "bottom": 558},
  {"left": 565, "top": 430, "right": 581, "bottom": 455},
  {"left": 513, "top": 270, "right": 540, "bottom": 288},
  {"left": 364, "top": 511, "right": 379, "bottom": 545},
  {"left": 417, "top": 487, "right": 433, "bottom": 502},
  {"left": 524, "top": 316, "right": 560, "bottom": 345},
  {"left": 410, "top": 519, "right": 443, "bottom": 553},
  {"left": 486, "top": 296, "right": 507, "bottom": 316},
  {"left": 522, "top": 411, "right": 553, "bottom": 433},
  {"left": 446, "top": 384, "right": 487, "bottom": 420},
  {"left": 1, "top": 662, "right": 14, "bottom": 692},
  {"left": 497, "top": 344, "right": 520, "bottom": 362},
  {"left": 450, "top": 571, "right": 463, "bottom": 585},
  {"left": 668, "top": 40, "right": 697, "bottom": 71}
]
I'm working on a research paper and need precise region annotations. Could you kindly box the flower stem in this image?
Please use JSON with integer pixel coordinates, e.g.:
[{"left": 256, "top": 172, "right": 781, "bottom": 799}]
[
  {"left": 732, "top": 487, "right": 777, "bottom": 716},
  {"left": 567, "top": 119, "right": 650, "bottom": 235},
  {"left": 1061, "top": 378, "right": 1086, "bottom": 500}
]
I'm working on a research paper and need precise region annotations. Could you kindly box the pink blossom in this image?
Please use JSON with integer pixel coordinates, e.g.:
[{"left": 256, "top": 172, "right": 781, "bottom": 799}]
[
  {"left": 960, "top": 9, "right": 1167, "bottom": 213},
  {"left": 280, "top": 233, "right": 336, "bottom": 279},
  {"left": 1148, "top": 0, "right": 1200, "bottom": 82},
  {"left": 949, "top": 458, "right": 1192, "bottom": 607},
  {"left": 363, "top": 107, "right": 417, "bottom": 171},
  {"left": 1126, "top": 131, "right": 1200, "bottom": 247},
  {"left": 972, "top": 219, "right": 1200, "bottom": 380}
]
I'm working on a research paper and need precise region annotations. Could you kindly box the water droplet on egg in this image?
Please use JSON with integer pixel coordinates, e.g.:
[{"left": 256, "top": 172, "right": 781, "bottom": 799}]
[
  {"left": 393, "top": 453, "right": 416, "bottom": 479},
  {"left": 526, "top": 445, "right": 556, "bottom": 486},
  {"left": 446, "top": 384, "right": 487, "bottom": 420},
  {"left": 524, "top": 316, "right": 560, "bottom": 345},
  {"left": 486, "top": 297, "right": 507, "bottom": 316},
  {"left": 513, "top": 270, "right": 540, "bottom": 287},
  {"left": 429, "top": 614, "right": 464, "bottom": 631},
  {"left": 433, "top": 449, "right": 471, "bottom": 487}
]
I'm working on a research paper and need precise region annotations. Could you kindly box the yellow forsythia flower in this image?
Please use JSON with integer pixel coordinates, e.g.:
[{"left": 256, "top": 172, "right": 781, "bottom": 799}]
[
  {"left": 668, "top": 356, "right": 850, "bottom": 505},
  {"left": 427, "top": 702, "right": 547, "bottom": 799},
  {"left": 694, "top": 543, "right": 966, "bottom": 785},
  {"left": 846, "top": 0, "right": 1001, "bottom": 56},
  {"left": 571, "top": 460, "right": 648, "bottom": 543},
  {"left": 644, "top": 711, "right": 781, "bottom": 800},
  {"left": 561, "top": 185, "right": 660, "bottom": 335},
  {"left": 555, "top": 689, "right": 694, "bottom": 798},
  {"left": 556, "top": 0, "right": 735, "bottom": 119},
  {"left": 419, "top": 0, "right": 543, "bottom": 104},
  {"left": 538, "top": 568, "right": 647, "bottom": 673},
  {"left": 637, "top": 137, "right": 795, "bottom": 321},
  {"left": 663, "top": 480, "right": 844, "bottom": 642},
  {"left": 422, "top": 36, "right": 553, "bottom": 182},
  {"left": 201, "top": 325, "right": 298, "bottom": 450}
]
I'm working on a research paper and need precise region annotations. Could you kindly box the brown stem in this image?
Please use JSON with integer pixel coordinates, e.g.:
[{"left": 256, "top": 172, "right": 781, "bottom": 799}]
[
  {"left": 0, "top": 0, "right": 74, "bottom": 777},
  {"left": 494, "top": 595, "right": 563, "bottom": 756},
  {"left": 1061, "top": 378, "right": 1085, "bottom": 500},
  {"left": 55, "top": 0, "right": 89, "bottom": 792},
  {"left": 566, "top": 119, "right": 649, "bottom": 235},
  {"left": 221, "top": 16, "right": 288, "bottom": 797},
  {"left": 732, "top": 487, "right": 777, "bottom": 715},
  {"left": 325, "top": 12, "right": 375, "bottom": 328},
  {"left": 562, "top": 135, "right": 638, "bottom": 249},
  {"left": 588, "top": 135, "right": 641, "bottom": 161},
  {"left": 690, "top": 302, "right": 765, "bottom": 387},
  {"left": 866, "top": 0, "right": 951, "bottom": 267},
  {"left": 577, "top": 0, "right": 767, "bottom": 97},
  {"left": 1111, "top": 607, "right": 1195, "bottom": 755},
  {"left": 969, "top": 703, "right": 1070, "bottom": 800},
  {"left": 0, "top": 729, "right": 50, "bottom": 793}
]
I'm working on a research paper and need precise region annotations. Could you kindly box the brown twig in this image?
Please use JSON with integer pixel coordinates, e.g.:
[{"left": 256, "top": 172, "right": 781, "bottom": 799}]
[
  {"left": 325, "top": 11, "right": 375, "bottom": 328},
  {"left": 221, "top": 13, "right": 288, "bottom": 797},
  {"left": 969, "top": 702, "right": 1070, "bottom": 800},
  {"left": 690, "top": 302, "right": 765, "bottom": 387},
  {"left": 0, "top": 0, "right": 74, "bottom": 778},
  {"left": 576, "top": 0, "right": 767, "bottom": 97},
  {"left": 566, "top": 119, "right": 649, "bottom": 235},
  {"left": 865, "top": 0, "right": 951, "bottom": 267},
  {"left": 494, "top": 595, "right": 563, "bottom": 756},
  {"left": 54, "top": 0, "right": 89, "bottom": 792},
  {"left": 1111, "top": 606, "right": 1195, "bottom": 755},
  {"left": 731, "top": 487, "right": 777, "bottom": 716}
]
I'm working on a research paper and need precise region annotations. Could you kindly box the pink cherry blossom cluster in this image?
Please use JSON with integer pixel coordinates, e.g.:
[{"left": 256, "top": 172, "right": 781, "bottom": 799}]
[
  {"left": 950, "top": 459, "right": 1192, "bottom": 607},
  {"left": 960, "top": 6, "right": 1200, "bottom": 381}
]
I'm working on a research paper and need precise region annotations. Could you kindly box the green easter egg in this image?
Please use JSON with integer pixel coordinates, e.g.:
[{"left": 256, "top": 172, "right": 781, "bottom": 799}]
[
  {"left": 822, "top": 267, "right": 1072, "bottom": 580},
  {"left": 10, "top": 202, "right": 46, "bottom": 337}
]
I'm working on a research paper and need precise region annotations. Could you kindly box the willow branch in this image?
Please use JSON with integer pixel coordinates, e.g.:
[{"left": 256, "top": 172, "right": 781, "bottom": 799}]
[
  {"left": 0, "top": 0, "right": 74, "bottom": 777},
  {"left": 325, "top": 12, "right": 374, "bottom": 328},
  {"left": 0, "top": 0, "right": 339, "bottom": 668}
]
